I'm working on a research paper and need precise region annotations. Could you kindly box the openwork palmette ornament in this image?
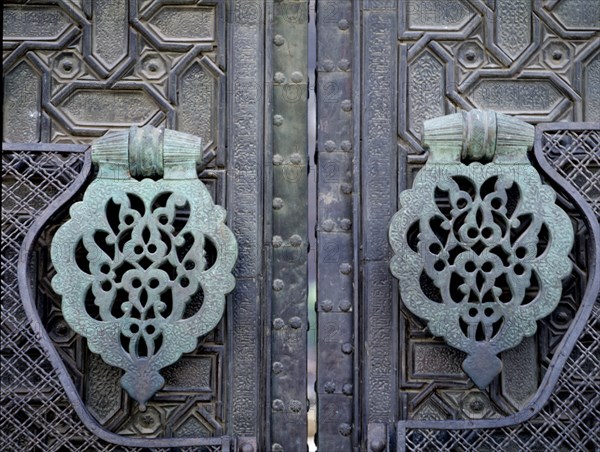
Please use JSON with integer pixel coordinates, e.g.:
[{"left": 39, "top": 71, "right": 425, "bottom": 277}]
[
  {"left": 389, "top": 111, "right": 573, "bottom": 388},
  {"left": 51, "top": 126, "right": 237, "bottom": 408}
]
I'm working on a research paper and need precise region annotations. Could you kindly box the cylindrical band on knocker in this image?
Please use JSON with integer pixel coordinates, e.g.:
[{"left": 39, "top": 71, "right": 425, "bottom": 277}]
[
  {"left": 128, "top": 125, "right": 164, "bottom": 179},
  {"left": 462, "top": 110, "right": 497, "bottom": 162}
]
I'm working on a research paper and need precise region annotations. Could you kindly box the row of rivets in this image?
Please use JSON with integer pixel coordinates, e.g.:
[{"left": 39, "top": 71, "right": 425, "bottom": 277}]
[
  {"left": 271, "top": 2, "right": 309, "bottom": 449},
  {"left": 321, "top": 218, "right": 352, "bottom": 232},
  {"left": 272, "top": 399, "right": 303, "bottom": 412},
  {"left": 272, "top": 317, "right": 303, "bottom": 329},
  {"left": 272, "top": 234, "right": 304, "bottom": 247},
  {"left": 323, "top": 381, "right": 353, "bottom": 395},
  {"left": 273, "top": 71, "right": 305, "bottom": 83},
  {"left": 321, "top": 58, "right": 351, "bottom": 71},
  {"left": 320, "top": 299, "right": 352, "bottom": 312},
  {"left": 323, "top": 139, "right": 352, "bottom": 152},
  {"left": 273, "top": 153, "right": 304, "bottom": 164},
  {"left": 316, "top": 1, "right": 355, "bottom": 445}
]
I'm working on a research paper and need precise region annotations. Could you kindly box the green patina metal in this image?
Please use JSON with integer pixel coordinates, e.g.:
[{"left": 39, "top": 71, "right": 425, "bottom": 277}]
[
  {"left": 389, "top": 111, "right": 574, "bottom": 388},
  {"left": 51, "top": 126, "right": 237, "bottom": 408}
]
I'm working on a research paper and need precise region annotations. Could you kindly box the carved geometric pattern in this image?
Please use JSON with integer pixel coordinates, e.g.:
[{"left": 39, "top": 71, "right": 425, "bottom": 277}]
[
  {"left": 2, "top": 0, "right": 224, "bottom": 167},
  {"left": 399, "top": 0, "right": 600, "bottom": 154},
  {"left": 405, "top": 127, "right": 600, "bottom": 448}
]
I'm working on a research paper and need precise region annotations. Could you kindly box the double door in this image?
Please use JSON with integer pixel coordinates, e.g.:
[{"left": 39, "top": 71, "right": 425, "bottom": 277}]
[{"left": 2, "top": 0, "right": 599, "bottom": 450}]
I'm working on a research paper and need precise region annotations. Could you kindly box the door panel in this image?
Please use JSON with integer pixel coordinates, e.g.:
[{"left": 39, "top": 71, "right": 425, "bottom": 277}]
[
  {"left": 2, "top": 1, "right": 308, "bottom": 450},
  {"left": 316, "top": 0, "right": 600, "bottom": 450}
]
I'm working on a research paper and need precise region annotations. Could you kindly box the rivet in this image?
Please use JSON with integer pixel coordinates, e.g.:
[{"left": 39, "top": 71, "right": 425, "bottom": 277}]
[
  {"left": 338, "top": 59, "right": 350, "bottom": 71},
  {"left": 273, "top": 317, "right": 285, "bottom": 329},
  {"left": 273, "top": 197, "right": 284, "bottom": 209},
  {"left": 289, "top": 234, "right": 302, "bottom": 247},
  {"left": 291, "top": 71, "right": 303, "bottom": 83},
  {"left": 340, "top": 218, "right": 352, "bottom": 230},
  {"left": 273, "top": 361, "right": 284, "bottom": 374},
  {"left": 273, "top": 279, "right": 284, "bottom": 291},
  {"left": 272, "top": 399, "right": 285, "bottom": 411},
  {"left": 341, "top": 99, "right": 352, "bottom": 112},
  {"left": 340, "top": 140, "right": 352, "bottom": 151},
  {"left": 289, "top": 316, "right": 302, "bottom": 329},
  {"left": 322, "top": 219, "right": 335, "bottom": 232},
  {"left": 323, "top": 59, "right": 335, "bottom": 71},
  {"left": 324, "top": 140, "right": 336, "bottom": 152},
  {"left": 338, "top": 422, "right": 352, "bottom": 436},
  {"left": 272, "top": 444, "right": 283, "bottom": 452},
  {"left": 324, "top": 381, "right": 336, "bottom": 393},
  {"left": 342, "top": 383, "right": 353, "bottom": 395},
  {"left": 274, "top": 34, "right": 285, "bottom": 46},
  {"left": 240, "top": 444, "right": 254, "bottom": 452},
  {"left": 289, "top": 399, "right": 303, "bottom": 413},
  {"left": 340, "top": 183, "right": 352, "bottom": 194},
  {"left": 273, "top": 154, "right": 284, "bottom": 165},
  {"left": 290, "top": 153, "right": 302, "bottom": 164},
  {"left": 340, "top": 263, "right": 352, "bottom": 275},
  {"left": 273, "top": 114, "right": 284, "bottom": 126},
  {"left": 341, "top": 342, "right": 353, "bottom": 354},
  {"left": 321, "top": 299, "right": 333, "bottom": 312},
  {"left": 556, "top": 311, "right": 570, "bottom": 322},
  {"left": 339, "top": 300, "right": 352, "bottom": 312},
  {"left": 273, "top": 235, "right": 284, "bottom": 248},
  {"left": 370, "top": 439, "right": 386, "bottom": 452},
  {"left": 338, "top": 19, "right": 350, "bottom": 30},
  {"left": 274, "top": 72, "right": 286, "bottom": 83}
]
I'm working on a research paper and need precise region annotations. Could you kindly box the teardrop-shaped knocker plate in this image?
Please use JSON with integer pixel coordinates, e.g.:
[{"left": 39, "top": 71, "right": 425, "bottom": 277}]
[
  {"left": 389, "top": 111, "right": 574, "bottom": 389},
  {"left": 50, "top": 127, "right": 237, "bottom": 408}
]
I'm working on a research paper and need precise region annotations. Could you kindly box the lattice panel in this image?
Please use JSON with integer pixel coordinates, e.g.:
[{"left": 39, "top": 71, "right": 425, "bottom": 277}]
[
  {"left": 542, "top": 128, "right": 600, "bottom": 215},
  {"left": 1, "top": 151, "right": 128, "bottom": 451},
  {"left": 405, "top": 127, "right": 600, "bottom": 450},
  {"left": 1, "top": 150, "right": 231, "bottom": 450},
  {"left": 405, "top": 304, "right": 600, "bottom": 451}
]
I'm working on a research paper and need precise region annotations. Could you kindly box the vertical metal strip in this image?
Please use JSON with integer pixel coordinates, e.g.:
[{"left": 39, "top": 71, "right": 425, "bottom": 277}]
[
  {"left": 316, "top": 0, "right": 355, "bottom": 449},
  {"left": 228, "top": 0, "right": 265, "bottom": 443},
  {"left": 270, "top": 0, "right": 309, "bottom": 449},
  {"left": 361, "top": 0, "right": 398, "bottom": 448}
]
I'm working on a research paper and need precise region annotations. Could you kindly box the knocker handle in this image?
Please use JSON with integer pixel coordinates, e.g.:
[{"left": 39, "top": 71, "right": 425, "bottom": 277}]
[
  {"left": 51, "top": 126, "right": 237, "bottom": 407},
  {"left": 389, "top": 110, "right": 573, "bottom": 389}
]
